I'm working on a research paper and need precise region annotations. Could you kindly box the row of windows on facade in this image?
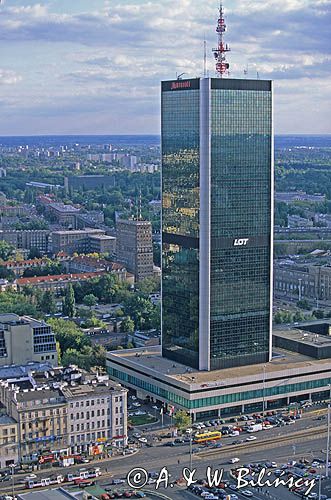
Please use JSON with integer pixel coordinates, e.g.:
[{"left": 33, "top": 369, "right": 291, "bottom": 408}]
[
  {"left": 21, "top": 408, "right": 66, "bottom": 418},
  {"left": 70, "top": 407, "right": 121, "bottom": 419},
  {"left": 38, "top": 354, "right": 56, "bottom": 361},
  {"left": 22, "top": 420, "right": 63, "bottom": 429},
  {"left": 69, "top": 396, "right": 122, "bottom": 408},
  {"left": 22, "top": 429, "right": 65, "bottom": 441},
  {"left": 71, "top": 417, "right": 123, "bottom": 432}
]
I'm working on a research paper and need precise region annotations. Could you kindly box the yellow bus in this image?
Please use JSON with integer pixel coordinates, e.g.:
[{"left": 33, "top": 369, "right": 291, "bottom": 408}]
[{"left": 194, "top": 431, "right": 222, "bottom": 443}]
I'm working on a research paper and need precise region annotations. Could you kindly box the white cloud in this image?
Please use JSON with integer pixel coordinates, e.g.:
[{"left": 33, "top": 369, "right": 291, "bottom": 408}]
[
  {"left": 0, "top": 69, "right": 22, "bottom": 85},
  {"left": 0, "top": 0, "right": 329, "bottom": 134}
]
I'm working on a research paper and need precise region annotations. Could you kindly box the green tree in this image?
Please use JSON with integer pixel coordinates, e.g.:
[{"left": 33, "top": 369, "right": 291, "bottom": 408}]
[
  {"left": 313, "top": 309, "right": 324, "bottom": 319},
  {"left": 0, "top": 266, "right": 15, "bottom": 281},
  {"left": 293, "top": 310, "right": 305, "bottom": 322},
  {"left": 56, "top": 341, "right": 62, "bottom": 365},
  {"left": 124, "top": 294, "right": 154, "bottom": 330},
  {"left": 150, "top": 303, "right": 161, "bottom": 330},
  {"left": 28, "top": 247, "right": 43, "bottom": 259},
  {"left": 120, "top": 316, "right": 135, "bottom": 334},
  {"left": 174, "top": 410, "right": 191, "bottom": 429},
  {"left": 48, "top": 318, "right": 90, "bottom": 352},
  {"left": 62, "top": 344, "right": 106, "bottom": 370},
  {"left": 0, "top": 241, "right": 15, "bottom": 261},
  {"left": 63, "top": 284, "right": 76, "bottom": 317},
  {"left": 39, "top": 290, "right": 57, "bottom": 314},
  {"left": 135, "top": 276, "right": 160, "bottom": 295},
  {"left": 297, "top": 299, "right": 311, "bottom": 310},
  {"left": 0, "top": 291, "right": 38, "bottom": 316},
  {"left": 83, "top": 293, "right": 98, "bottom": 308}
]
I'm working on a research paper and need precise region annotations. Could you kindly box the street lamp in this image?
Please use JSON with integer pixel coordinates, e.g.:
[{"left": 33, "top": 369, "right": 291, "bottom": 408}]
[
  {"left": 187, "top": 428, "right": 193, "bottom": 470},
  {"left": 9, "top": 463, "right": 16, "bottom": 499},
  {"left": 326, "top": 384, "right": 331, "bottom": 479},
  {"left": 262, "top": 365, "right": 266, "bottom": 417}
]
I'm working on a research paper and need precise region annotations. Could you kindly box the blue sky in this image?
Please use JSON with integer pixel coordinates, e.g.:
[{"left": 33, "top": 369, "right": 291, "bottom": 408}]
[{"left": 0, "top": 0, "right": 330, "bottom": 135}]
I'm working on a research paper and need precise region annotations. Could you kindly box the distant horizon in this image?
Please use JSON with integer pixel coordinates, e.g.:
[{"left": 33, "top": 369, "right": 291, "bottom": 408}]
[{"left": 1, "top": 133, "right": 331, "bottom": 138}]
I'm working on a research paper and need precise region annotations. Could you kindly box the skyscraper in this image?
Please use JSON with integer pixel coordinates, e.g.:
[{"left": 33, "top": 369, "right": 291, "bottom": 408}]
[{"left": 161, "top": 77, "right": 273, "bottom": 370}]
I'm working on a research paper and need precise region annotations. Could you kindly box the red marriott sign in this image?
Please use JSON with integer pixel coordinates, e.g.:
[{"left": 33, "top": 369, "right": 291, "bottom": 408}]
[{"left": 171, "top": 80, "right": 191, "bottom": 90}]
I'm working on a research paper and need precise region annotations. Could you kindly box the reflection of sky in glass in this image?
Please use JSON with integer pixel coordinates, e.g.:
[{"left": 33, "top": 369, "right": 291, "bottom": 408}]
[{"left": 161, "top": 88, "right": 200, "bottom": 368}]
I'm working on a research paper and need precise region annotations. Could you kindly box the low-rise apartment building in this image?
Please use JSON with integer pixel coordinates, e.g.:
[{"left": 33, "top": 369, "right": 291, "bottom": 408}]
[
  {"left": 66, "top": 256, "right": 134, "bottom": 284},
  {"left": 0, "top": 365, "right": 127, "bottom": 463},
  {"left": 62, "top": 378, "right": 127, "bottom": 455},
  {"left": 16, "top": 271, "right": 107, "bottom": 295},
  {"left": 0, "top": 414, "right": 19, "bottom": 468}
]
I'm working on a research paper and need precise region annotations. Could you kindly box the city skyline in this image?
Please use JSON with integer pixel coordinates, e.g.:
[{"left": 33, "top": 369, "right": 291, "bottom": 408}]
[{"left": 0, "top": 0, "right": 330, "bottom": 136}]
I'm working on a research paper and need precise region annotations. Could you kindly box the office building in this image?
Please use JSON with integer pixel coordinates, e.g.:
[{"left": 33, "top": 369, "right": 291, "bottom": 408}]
[
  {"left": 162, "top": 77, "right": 273, "bottom": 370},
  {"left": 51, "top": 228, "right": 105, "bottom": 254},
  {"left": 45, "top": 202, "right": 80, "bottom": 228},
  {"left": 116, "top": 219, "right": 154, "bottom": 281},
  {"left": 0, "top": 314, "right": 58, "bottom": 367},
  {"left": 0, "top": 229, "right": 50, "bottom": 253},
  {"left": 88, "top": 234, "right": 116, "bottom": 255},
  {"left": 107, "top": 340, "right": 331, "bottom": 420}
]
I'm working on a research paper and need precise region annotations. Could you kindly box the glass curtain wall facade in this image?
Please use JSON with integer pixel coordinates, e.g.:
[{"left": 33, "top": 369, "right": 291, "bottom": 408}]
[
  {"left": 161, "top": 78, "right": 273, "bottom": 371},
  {"left": 161, "top": 79, "right": 200, "bottom": 368},
  {"left": 209, "top": 79, "right": 273, "bottom": 369}
]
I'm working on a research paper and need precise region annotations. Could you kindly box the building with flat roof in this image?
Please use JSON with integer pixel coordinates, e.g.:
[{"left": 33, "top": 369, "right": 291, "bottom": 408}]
[
  {"left": 107, "top": 343, "right": 331, "bottom": 420},
  {"left": 64, "top": 175, "right": 115, "bottom": 192},
  {"left": 88, "top": 234, "right": 116, "bottom": 255},
  {"left": 274, "top": 261, "right": 331, "bottom": 304},
  {"left": 0, "top": 314, "right": 58, "bottom": 367},
  {"left": 17, "top": 489, "right": 79, "bottom": 500},
  {"left": 161, "top": 77, "right": 273, "bottom": 370},
  {"left": 46, "top": 202, "right": 80, "bottom": 228},
  {"left": 51, "top": 228, "right": 105, "bottom": 254},
  {"left": 116, "top": 219, "right": 154, "bottom": 281},
  {"left": 0, "top": 229, "right": 50, "bottom": 253}
]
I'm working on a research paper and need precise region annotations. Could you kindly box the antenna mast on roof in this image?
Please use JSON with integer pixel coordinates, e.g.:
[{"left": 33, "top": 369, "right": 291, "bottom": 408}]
[
  {"left": 212, "top": 2, "right": 230, "bottom": 78},
  {"left": 138, "top": 189, "right": 142, "bottom": 221}
]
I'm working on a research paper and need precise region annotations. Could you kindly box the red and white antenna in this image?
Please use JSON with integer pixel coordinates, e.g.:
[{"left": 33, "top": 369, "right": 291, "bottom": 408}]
[{"left": 212, "top": 2, "right": 230, "bottom": 78}]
